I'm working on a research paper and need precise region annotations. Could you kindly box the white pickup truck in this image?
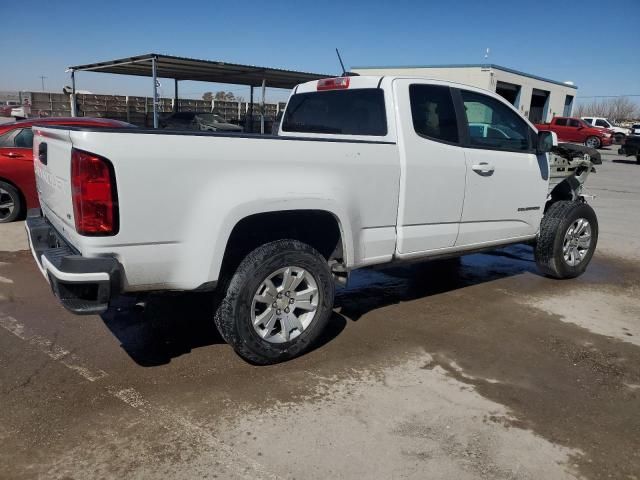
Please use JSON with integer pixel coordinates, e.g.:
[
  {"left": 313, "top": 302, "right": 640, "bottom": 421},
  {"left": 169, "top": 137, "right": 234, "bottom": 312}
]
[
  {"left": 27, "top": 75, "right": 599, "bottom": 364},
  {"left": 581, "top": 116, "right": 631, "bottom": 142}
]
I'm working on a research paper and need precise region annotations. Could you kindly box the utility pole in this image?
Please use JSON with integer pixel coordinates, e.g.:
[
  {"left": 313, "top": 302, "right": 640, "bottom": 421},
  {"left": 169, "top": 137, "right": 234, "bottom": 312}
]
[{"left": 39, "top": 75, "right": 47, "bottom": 92}]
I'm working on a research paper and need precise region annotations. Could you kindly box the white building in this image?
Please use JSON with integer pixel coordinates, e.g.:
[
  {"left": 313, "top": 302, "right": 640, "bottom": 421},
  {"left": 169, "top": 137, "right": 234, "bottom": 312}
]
[{"left": 351, "top": 64, "right": 577, "bottom": 124}]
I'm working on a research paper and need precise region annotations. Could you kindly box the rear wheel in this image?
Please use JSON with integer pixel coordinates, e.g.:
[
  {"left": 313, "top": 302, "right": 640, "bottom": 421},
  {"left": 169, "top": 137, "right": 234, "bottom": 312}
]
[
  {"left": 0, "top": 181, "right": 22, "bottom": 223},
  {"left": 636, "top": 155, "right": 640, "bottom": 164},
  {"left": 614, "top": 133, "right": 625, "bottom": 144},
  {"left": 585, "top": 136, "right": 601, "bottom": 149},
  {"left": 535, "top": 201, "right": 598, "bottom": 279},
  {"left": 214, "top": 239, "right": 335, "bottom": 364}
]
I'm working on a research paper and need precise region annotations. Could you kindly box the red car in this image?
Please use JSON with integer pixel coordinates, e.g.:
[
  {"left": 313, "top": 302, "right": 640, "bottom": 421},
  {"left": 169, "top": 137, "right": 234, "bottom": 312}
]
[
  {"left": 0, "top": 117, "right": 132, "bottom": 223},
  {"left": 535, "top": 116, "right": 613, "bottom": 149}
]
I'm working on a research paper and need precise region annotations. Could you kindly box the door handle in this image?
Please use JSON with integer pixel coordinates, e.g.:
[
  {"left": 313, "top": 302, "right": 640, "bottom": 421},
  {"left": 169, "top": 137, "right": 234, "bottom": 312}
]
[
  {"left": 471, "top": 162, "right": 495, "bottom": 175},
  {"left": 2, "top": 152, "right": 23, "bottom": 158}
]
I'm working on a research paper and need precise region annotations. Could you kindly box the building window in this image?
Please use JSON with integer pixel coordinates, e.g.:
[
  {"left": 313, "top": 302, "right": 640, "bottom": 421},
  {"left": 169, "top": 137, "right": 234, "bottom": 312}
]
[{"left": 563, "top": 95, "right": 574, "bottom": 117}]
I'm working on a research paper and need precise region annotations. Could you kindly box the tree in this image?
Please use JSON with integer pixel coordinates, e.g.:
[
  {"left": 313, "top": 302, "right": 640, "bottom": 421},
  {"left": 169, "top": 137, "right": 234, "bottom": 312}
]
[
  {"left": 213, "top": 91, "right": 236, "bottom": 101},
  {"left": 202, "top": 92, "right": 213, "bottom": 102},
  {"left": 574, "top": 96, "right": 639, "bottom": 122}
]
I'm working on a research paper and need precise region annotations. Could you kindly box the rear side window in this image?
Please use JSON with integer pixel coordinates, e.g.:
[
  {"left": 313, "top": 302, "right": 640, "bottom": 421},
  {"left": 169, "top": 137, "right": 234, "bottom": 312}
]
[
  {"left": 409, "top": 84, "right": 459, "bottom": 144},
  {"left": 0, "top": 130, "right": 14, "bottom": 147},
  {"left": 460, "top": 90, "right": 531, "bottom": 152},
  {"left": 595, "top": 119, "right": 609, "bottom": 127},
  {"left": 583, "top": 118, "right": 593, "bottom": 123},
  {"left": 0, "top": 128, "right": 34, "bottom": 148},
  {"left": 282, "top": 89, "right": 387, "bottom": 136},
  {"left": 14, "top": 129, "right": 34, "bottom": 148}
]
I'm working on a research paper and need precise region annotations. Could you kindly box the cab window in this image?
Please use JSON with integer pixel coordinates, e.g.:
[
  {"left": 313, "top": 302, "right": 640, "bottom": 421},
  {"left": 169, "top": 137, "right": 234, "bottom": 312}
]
[
  {"left": 282, "top": 89, "right": 387, "bottom": 136},
  {"left": 568, "top": 119, "right": 582, "bottom": 128},
  {"left": 0, "top": 130, "right": 15, "bottom": 148},
  {"left": 460, "top": 90, "right": 531, "bottom": 152},
  {"left": 409, "top": 84, "right": 459, "bottom": 144}
]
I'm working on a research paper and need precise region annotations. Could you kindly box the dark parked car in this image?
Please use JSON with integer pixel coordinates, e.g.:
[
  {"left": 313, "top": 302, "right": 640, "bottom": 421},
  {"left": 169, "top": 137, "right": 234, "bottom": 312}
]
[
  {"left": 619, "top": 135, "right": 640, "bottom": 164},
  {"left": 160, "top": 112, "right": 243, "bottom": 132}
]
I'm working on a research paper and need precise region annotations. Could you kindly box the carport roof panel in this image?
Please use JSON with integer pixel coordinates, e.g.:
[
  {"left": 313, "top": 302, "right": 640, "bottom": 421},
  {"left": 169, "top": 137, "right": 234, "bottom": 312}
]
[{"left": 69, "top": 53, "right": 332, "bottom": 89}]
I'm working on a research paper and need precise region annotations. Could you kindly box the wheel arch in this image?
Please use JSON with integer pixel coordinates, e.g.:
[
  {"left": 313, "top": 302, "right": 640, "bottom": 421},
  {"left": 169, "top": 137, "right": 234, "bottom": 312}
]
[{"left": 209, "top": 204, "right": 354, "bottom": 283}]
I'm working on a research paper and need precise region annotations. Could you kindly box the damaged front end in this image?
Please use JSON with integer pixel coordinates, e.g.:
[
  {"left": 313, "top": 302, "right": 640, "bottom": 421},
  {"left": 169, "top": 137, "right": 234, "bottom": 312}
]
[{"left": 547, "top": 143, "right": 600, "bottom": 203}]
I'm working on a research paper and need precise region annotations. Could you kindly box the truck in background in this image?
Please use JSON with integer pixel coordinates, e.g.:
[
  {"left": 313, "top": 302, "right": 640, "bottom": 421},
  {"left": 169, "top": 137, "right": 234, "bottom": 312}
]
[
  {"left": 535, "top": 117, "right": 613, "bottom": 149},
  {"left": 581, "top": 117, "right": 631, "bottom": 142}
]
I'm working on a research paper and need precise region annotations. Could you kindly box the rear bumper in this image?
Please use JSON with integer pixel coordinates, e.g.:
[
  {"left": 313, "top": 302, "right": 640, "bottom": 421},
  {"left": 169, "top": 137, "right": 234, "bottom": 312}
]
[{"left": 25, "top": 209, "right": 121, "bottom": 315}]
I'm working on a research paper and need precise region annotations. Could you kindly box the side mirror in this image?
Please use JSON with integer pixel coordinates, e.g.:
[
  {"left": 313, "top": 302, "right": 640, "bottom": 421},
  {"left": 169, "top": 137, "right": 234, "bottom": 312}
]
[{"left": 537, "top": 131, "right": 557, "bottom": 154}]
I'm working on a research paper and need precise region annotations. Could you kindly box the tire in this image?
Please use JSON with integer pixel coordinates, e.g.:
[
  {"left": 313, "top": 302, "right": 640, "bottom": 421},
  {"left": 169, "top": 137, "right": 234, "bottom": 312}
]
[
  {"left": 636, "top": 155, "right": 640, "bottom": 164},
  {"left": 614, "top": 133, "right": 625, "bottom": 144},
  {"left": 535, "top": 201, "right": 598, "bottom": 279},
  {"left": 0, "top": 181, "right": 22, "bottom": 223},
  {"left": 214, "top": 239, "right": 335, "bottom": 364},
  {"left": 584, "top": 136, "right": 601, "bottom": 149}
]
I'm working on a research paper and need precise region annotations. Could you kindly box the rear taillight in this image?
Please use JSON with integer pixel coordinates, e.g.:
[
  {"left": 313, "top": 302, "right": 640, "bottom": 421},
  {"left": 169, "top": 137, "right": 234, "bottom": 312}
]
[
  {"left": 71, "top": 148, "right": 118, "bottom": 236},
  {"left": 317, "top": 77, "right": 350, "bottom": 91}
]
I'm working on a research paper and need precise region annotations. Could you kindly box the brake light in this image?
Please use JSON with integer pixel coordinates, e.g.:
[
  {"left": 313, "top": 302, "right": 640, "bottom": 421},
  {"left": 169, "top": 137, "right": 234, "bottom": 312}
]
[
  {"left": 71, "top": 148, "right": 118, "bottom": 235},
  {"left": 317, "top": 77, "right": 350, "bottom": 91}
]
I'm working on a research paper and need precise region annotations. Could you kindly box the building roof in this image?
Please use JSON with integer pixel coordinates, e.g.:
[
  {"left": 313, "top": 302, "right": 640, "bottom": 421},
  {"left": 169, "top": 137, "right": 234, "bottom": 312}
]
[
  {"left": 351, "top": 63, "right": 578, "bottom": 89},
  {"left": 69, "top": 53, "right": 332, "bottom": 90}
]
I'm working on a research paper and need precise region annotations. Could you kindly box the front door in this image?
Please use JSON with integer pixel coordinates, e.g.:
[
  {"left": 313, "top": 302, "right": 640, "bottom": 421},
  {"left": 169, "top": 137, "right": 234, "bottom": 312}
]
[{"left": 455, "top": 88, "right": 548, "bottom": 246}]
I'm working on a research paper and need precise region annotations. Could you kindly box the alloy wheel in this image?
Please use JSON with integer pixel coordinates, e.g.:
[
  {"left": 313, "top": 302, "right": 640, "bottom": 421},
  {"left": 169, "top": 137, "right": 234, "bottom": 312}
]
[{"left": 251, "top": 266, "right": 319, "bottom": 344}]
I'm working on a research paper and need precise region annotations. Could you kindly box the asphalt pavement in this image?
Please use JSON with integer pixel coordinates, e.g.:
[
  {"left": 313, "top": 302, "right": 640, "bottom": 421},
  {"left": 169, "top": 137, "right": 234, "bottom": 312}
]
[{"left": 0, "top": 147, "right": 639, "bottom": 479}]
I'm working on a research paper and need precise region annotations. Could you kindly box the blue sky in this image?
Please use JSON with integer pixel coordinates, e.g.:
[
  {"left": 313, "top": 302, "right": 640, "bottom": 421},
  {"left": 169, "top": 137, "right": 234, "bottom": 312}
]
[{"left": 1, "top": 0, "right": 638, "bottom": 103}]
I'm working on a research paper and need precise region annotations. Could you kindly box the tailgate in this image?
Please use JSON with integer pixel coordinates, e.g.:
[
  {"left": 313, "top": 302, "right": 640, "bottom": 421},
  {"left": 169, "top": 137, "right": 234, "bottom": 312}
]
[{"left": 32, "top": 126, "right": 76, "bottom": 234}]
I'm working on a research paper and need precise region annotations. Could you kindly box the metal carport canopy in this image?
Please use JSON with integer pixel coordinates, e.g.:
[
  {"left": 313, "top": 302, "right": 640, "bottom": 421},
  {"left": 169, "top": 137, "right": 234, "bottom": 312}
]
[
  {"left": 68, "top": 53, "right": 331, "bottom": 89},
  {"left": 68, "top": 53, "right": 332, "bottom": 130}
]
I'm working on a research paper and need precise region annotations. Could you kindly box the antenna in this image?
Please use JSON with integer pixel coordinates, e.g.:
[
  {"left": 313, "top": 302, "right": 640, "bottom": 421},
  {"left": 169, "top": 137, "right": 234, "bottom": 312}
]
[{"left": 336, "top": 48, "right": 347, "bottom": 76}]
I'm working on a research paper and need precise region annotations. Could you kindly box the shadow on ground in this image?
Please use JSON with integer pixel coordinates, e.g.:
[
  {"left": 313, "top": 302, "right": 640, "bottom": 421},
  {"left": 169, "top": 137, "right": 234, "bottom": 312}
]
[
  {"left": 101, "top": 244, "right": 537, "bottom": 367},
  {"left": 336, "top": 243, "right": 537, "bottom": 320},
  {"left": 612, "top": 159, "right": 639, "bottom": 165}
]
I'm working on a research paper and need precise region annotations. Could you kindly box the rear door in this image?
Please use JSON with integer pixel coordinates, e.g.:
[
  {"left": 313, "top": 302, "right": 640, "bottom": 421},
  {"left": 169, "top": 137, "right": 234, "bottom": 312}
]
[
  {"left": 0, "top": 128, "right": 39, "bottom": 206},
  {"left": 456, "top": 88, "right": 547, "bottom": 246},
  {"left": 0, "top": 127, "right": 34, "bottom": 162},
  {"left": 393, "top": 79, "right": 467, "bottom": 254}
]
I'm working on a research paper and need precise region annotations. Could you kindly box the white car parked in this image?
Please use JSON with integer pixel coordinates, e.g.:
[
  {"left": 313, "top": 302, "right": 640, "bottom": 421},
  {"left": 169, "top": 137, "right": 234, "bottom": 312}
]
[
  {"left": 581, "top": 117, "right": 630, "bottom": 141},
  {"left": 27, "top": 75, "right": 599, "bottom": 363}
]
